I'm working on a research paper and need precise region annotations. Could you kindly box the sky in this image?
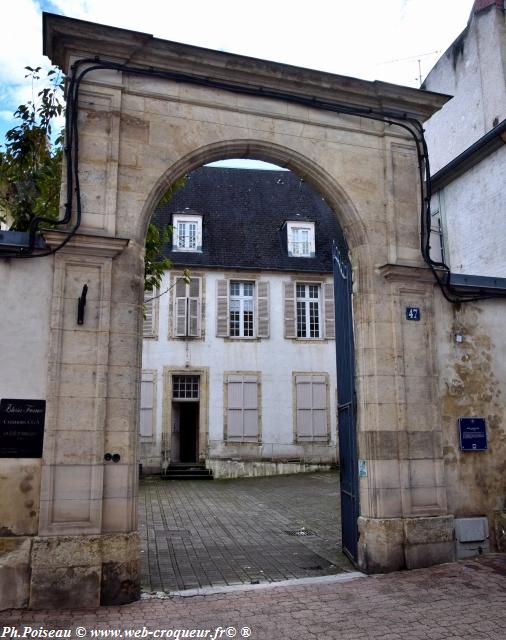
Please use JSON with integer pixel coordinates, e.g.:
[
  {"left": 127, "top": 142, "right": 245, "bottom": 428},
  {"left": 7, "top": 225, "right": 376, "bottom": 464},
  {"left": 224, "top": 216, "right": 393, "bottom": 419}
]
[{"left": 0, "top": 0, "right": 475, "bottom": 153}]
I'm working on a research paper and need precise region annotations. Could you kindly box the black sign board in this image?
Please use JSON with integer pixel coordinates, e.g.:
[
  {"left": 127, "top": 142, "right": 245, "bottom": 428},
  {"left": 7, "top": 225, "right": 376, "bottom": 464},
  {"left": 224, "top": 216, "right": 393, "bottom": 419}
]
[
  {"left": 0, "top": 399, "right": 45, "bottom": 458},
  {"left": 458, "top": 417, "right": 487, "bottom": 451}
]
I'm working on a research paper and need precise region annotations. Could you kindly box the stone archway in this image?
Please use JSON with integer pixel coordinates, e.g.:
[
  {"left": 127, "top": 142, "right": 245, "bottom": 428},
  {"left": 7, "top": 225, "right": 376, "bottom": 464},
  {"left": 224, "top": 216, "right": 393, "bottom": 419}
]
[{"left": 0, "top": 13, "right": 454, "bottom": 610}]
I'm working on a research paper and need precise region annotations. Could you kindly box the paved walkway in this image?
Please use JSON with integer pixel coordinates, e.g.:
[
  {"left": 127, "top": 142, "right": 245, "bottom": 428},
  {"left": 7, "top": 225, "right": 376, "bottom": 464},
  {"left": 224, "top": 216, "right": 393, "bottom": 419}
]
[
  {"left": 138, "top": 472, "right": 353, "bottom": 592},
  {"left": 4, "top": 556, "right": 506, "bottom": 639}
]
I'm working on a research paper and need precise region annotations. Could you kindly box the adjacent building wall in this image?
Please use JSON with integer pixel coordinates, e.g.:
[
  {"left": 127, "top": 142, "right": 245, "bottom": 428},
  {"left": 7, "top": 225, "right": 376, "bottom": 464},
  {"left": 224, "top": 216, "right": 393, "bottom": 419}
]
[
  {"left": 0, "top": 258, "right": 52, "bottom": 607},
  {"left": 423, "top": 3, "right": 506, "bottom": 172}
]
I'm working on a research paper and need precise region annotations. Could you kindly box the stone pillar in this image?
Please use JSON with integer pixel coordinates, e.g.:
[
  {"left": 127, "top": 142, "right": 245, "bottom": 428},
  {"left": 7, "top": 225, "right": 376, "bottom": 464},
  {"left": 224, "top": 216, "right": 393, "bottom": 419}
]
[
  {"left": 355, "top": 264, "right": 454, "bottom": 572},
  {"left": 31, "top": 232, "right": 140, "bottom": 609}
]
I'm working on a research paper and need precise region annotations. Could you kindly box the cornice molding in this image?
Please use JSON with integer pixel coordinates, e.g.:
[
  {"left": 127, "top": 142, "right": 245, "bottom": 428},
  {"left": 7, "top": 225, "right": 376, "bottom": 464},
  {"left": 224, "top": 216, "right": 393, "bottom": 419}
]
[{"left": 43, "top": 231, "right": 129, "bottom": 258}]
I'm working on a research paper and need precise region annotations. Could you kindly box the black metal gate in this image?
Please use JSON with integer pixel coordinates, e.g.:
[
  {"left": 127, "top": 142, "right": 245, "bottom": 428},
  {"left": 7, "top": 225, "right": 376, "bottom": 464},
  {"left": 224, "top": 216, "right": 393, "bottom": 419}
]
[{"left": 333, "top": 241, "right": 359, "bottom": 564}]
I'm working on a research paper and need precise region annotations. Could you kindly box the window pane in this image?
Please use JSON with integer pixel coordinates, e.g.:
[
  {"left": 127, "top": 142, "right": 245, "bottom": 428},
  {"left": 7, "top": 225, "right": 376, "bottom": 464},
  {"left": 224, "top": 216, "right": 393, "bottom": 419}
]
[
  {"left": 173, "top": 375, "right": 199, "bottom": 399},
  {"left": 296, "top": 301, "right": 306, "bottom": 337},
  {"left": 309, "top": 301, "right": 319, "bottom": 338}
]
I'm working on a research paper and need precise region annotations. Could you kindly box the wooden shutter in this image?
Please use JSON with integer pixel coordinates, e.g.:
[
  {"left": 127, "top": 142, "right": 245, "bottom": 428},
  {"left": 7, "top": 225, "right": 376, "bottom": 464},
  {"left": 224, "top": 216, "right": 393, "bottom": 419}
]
[
  {"left": 227, "top": 375, "right": 244, "bottom": 440},
  {"left": 216, "top": 279, "right": 229, "bottom": 337},
  {"left": 188, "top": 298, "right": 200, "bottom": 337},
  {"left": 311, "top": 375, "right": 328, "bottom": 439},
  {"left": 143, "top": 295, "right": 154, "bottom": 337},
  {"left": 323, "top": 282, "right": 335, "bottom": 339},
  {"left": 188, "top": 277, "right": 201, "bottom": 337},
  {"left": 140, "top": 371, "right": 155, "bottom": 438},
  {"left": 256, "top": 281, "right": 270, "bottom": 338},
  {"left": 295, "top": 374, "right": 328, "bottom": 441},
  {"left": 283, "top": 282, "right": 296, "bottom": 338},
  {"left": 226, "top": 374, "right": 259, "bottom": 442},
  {"left": 296, "top": 375, "right": 313, "bottom": 440},
  {"left": 174, "top": 297, "right": 187, "bottom": 337}
]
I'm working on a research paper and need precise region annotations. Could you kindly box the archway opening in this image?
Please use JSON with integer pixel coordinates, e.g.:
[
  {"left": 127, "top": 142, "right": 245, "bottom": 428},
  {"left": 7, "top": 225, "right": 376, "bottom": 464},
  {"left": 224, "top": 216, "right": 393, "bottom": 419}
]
[{"left": 137, "top": 153, "right": 357, "bottom": 592}]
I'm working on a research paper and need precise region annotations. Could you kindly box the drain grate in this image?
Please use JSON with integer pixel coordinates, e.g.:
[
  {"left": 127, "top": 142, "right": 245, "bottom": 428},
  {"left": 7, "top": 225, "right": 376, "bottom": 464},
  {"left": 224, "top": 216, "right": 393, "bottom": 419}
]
[{"left": 285, "top": 528, "right": 317, "bottom": 537}]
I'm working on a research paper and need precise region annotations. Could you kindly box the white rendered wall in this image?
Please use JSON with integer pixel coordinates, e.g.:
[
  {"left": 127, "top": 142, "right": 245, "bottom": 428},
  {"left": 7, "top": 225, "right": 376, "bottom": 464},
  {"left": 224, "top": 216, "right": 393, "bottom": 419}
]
[
  {"left": 0, "top": 258, "right": 52, "bottom": 399},
  {"left": 423, "top": 7, "right": 506, "bottom": 173},
  {"left": 141, "top": 268, "right": 338, "bottom": 472},
  {"left": 438, "top": 146, "right": 506, "bottom": 278}
]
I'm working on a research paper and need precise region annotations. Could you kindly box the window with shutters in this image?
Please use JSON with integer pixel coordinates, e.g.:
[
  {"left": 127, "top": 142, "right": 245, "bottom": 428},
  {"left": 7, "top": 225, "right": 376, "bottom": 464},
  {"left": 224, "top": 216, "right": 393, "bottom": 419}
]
[
  {"left": 284, "top": 281, "right": 335, "bottom": 340},
  {"left": 140, "top": 370, "right": 156, "bottom": 440},
  {"left": 143, "top": 291, "right": 158, "bottom": 338},
  {"left": 216, "top": 278, "right": 269, "bottom": 339},
  {"left": 225, "top": 373, "right": 261, "bottom": 442},
  {"left": 173, "top": 276, "right": 202, "bottom": 338},
  {"left": 287, "top": 221, "right": 315, "bottom": 257},
  {"left": 172, "top": 214, "right": 202, "bottom": 252},
  {"left": 294, "top": 373, "right": 329, "bottom": 442}
]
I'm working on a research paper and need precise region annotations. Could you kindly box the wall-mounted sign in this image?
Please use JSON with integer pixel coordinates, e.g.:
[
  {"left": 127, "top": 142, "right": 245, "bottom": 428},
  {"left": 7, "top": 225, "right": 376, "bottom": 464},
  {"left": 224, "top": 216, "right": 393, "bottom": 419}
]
[
  {"left": 405, "top": 307, "right": 421, "bottom": 321},
  {"left": 458, "top": 417, "right": 487, "bottom": 451},
  {"left": 358, "top": 459, "right": 368, "bottom": 477},
  {"left": 0, "top": 399, "right": 45, "bottom": 458}
]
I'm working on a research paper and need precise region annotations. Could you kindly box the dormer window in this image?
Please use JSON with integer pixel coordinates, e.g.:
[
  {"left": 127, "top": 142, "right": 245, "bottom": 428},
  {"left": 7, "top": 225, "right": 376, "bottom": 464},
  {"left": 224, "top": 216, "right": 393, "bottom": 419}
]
[
  {"left": 287, "top": 221, "right": 315, "bottom": 258},
  {"left": 172, "top": 213, "right": 202, "bottom": 252}
]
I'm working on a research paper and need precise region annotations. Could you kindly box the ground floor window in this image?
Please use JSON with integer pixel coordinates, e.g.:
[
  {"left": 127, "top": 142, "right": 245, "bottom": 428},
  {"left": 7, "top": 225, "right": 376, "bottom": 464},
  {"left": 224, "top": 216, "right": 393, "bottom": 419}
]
[
  {"left": 294, "top": 373, "right": 329, "bottom": 441},
  {"left": 172, "top": 375, "right": 199, "bottom": 399},
  {"left": 225, "top": 373, "right": 261, "bottom": 442}
]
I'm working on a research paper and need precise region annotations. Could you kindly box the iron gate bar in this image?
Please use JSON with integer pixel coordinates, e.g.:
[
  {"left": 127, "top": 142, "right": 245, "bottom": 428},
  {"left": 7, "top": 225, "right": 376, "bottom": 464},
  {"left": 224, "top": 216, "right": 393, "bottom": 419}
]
[{"left": 333, "top": 241, "right": 359, "bottom": 564}]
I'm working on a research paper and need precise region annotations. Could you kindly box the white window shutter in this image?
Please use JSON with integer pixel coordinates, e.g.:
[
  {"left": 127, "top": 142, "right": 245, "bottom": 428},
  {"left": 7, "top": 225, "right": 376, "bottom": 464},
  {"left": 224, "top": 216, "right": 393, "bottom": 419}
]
[
  {"left": 295, "top": 374, "right": 328, "bottom": 441},
  {"left": 174, "top": 297, "right": 187, "bottom": 337},
  {"left": 188, "top": 298, "right": 200, "bottom": 337},
  {"left": 216, "top": 279, "right": 229, "bottom": 337},
  {"left": 311, "top": 377, "right": 328, "bottom": 439},
  {"left": 227, "top": 378, "right": 244, "bottom": 440},
  {"left": 143, "top": 296, "right": 154, "bottom": 337},
  {"left": 283, "top": 282, "right": 296, "bottom": 338},
  {"left": 256, "top": 281, "right": 270, "bottom": 338},
  {"left": 323, "top": 283, "right": 335, "bottom": 339},
  {"left": 140, "top": 371, "right": 155, "bottom": 438},
  {"left": 226, "top": 374, "right": 259, "bottom": 442}
]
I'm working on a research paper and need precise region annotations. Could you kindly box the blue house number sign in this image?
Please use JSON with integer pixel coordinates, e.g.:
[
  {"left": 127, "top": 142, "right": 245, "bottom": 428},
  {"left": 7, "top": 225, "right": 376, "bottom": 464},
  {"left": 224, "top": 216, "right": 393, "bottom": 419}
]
[
  {"left": 406, "top": 307, "right": 421, "bottom": 321},
  {"left": 458, "top": 417, "right": 487, "bottom": 451}
]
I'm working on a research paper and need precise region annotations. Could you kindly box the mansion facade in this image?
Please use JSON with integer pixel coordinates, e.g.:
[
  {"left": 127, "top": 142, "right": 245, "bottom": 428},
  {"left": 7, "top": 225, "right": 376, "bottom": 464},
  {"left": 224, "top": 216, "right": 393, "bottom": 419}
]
[{"left": 139, "top": 166, "right": 341, "bottom": 477}]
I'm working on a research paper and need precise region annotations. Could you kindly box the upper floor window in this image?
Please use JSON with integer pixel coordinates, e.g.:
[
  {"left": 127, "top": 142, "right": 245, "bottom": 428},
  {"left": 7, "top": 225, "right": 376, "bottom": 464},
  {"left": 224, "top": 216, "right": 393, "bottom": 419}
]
[
  {"left": 229, "top": 281, "right": 254, "bottom": 337},
  {"left": 173, "top": 275, "right": 202, "bottom": 338},
  {"left": 172, "top": 214, "right": 202, "bottom": 252},
  {"left": 296, "top": 283, "right": 321, "bottom": 338},
  {"left": 283, "top": 280, "right": 335, "bottom": 340},
  {"left": 287, "top": 221, "right": 315, "bottom": 258},
  {"left": 216, "top": 279, "right": 269, "bottom": 339}
]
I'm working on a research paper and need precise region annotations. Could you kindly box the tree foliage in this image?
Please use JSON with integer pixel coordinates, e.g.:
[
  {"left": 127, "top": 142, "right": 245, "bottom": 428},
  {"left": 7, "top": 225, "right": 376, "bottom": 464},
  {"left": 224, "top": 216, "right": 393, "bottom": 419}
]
[
  {"left": 0, "top": 67, "right": 64, "bottom": 230},
  {"left": 0, "top": 66, "right": 185, "bottom": 292}
]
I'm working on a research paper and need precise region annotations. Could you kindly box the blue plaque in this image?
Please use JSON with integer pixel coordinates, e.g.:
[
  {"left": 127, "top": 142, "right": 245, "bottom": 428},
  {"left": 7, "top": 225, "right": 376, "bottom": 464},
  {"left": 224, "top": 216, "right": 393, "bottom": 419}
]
[
  {"left": 406, "top": 307, "right": 421, "bottom": 321},
  {"left": 458, "top": 417, "right": 487, "bottom": 451}
]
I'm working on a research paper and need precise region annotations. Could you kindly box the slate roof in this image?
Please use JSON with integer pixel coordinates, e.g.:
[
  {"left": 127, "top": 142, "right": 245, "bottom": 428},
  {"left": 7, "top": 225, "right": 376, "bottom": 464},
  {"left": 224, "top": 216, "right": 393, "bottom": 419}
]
[{"left": 152, "top": 166, "right": 344, "bottom": 273}]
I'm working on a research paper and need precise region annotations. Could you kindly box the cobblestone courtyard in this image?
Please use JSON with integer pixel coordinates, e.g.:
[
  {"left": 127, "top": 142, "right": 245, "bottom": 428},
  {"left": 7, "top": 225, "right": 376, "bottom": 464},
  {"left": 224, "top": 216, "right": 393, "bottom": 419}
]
[{"left": 138, "top": 471, "right": 353, "bottom": 592}]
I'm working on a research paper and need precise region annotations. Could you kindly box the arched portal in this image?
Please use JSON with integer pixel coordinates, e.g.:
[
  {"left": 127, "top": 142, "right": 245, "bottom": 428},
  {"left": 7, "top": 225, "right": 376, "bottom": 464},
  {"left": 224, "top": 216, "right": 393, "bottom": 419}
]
[{"left": 0, "top": 13, "right": 454, "bottom": 610}]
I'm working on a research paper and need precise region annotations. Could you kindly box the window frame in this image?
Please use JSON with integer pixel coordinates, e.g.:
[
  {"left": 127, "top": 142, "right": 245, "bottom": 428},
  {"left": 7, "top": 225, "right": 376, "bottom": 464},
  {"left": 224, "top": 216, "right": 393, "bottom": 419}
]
[
  {"left": 171, "top": 274, "right": 203, "bottom": 339},
  {"left": 172, "top": 214, "right": 202, "bottom": 252},
  {"left": 229, "top": 280, "right": 255, "bottom": 338},
  {"left": 293, "top": 372, "right": 330, "bottom": 443},
  {"left": 224, "top": 372, "right": 262, "bottom": 444},
  {"left": 296, "top": 282, "right": 322, "bottom": 339},
  {"left": 287, "top": 221, "right": 315, "bottom": 258},
  {"left": 216, "top": 277, "right": 269, "bottom": 339}
]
